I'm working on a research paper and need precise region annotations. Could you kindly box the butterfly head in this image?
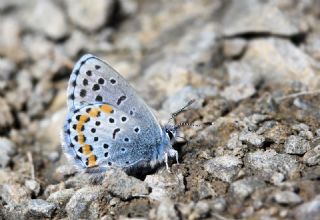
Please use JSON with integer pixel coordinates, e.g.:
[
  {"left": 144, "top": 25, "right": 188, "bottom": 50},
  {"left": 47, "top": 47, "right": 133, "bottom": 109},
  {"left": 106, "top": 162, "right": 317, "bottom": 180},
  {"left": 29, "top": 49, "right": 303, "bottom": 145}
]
[{"left": 163, "top": 123, "right": 178, "bottom": 143}]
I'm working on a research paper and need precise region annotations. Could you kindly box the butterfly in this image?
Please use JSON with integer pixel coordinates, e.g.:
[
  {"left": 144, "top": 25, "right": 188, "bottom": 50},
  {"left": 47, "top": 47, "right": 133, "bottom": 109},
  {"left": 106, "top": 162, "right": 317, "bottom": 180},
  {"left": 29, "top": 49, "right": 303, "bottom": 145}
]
[{"left": 61, "top": 54, "right": 180, "bottom": 174}]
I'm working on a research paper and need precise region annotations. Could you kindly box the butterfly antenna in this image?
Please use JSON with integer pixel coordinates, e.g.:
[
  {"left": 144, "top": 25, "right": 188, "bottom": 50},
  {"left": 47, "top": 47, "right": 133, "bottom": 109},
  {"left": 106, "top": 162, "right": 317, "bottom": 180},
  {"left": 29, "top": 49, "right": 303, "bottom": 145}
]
[
  {"left": 174, "top": 121, "right": 213, "bottom": 130},
  {"left": 168, "top": 99, "right": 196, "bottom": 123}
]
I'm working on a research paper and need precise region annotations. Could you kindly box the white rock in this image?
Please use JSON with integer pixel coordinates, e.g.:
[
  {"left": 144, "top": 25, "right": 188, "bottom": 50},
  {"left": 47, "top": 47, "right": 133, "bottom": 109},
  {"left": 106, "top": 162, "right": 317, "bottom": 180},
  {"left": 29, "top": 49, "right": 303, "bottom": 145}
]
[
  {"left": 66, "top": 0, "right": 114, "bottom": 32},
  {"left": 28, "top": 0, "right": 68, "bottom": 39}
]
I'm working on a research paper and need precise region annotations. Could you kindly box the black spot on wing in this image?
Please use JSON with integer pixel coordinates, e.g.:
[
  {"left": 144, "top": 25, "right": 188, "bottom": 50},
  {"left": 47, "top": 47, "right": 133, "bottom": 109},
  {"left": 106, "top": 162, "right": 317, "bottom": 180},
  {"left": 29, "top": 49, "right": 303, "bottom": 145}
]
[
  {"left": 96, "top": 95, "right": 103, "bottom": 102},
  {"left": 98, "top": 78, "right": 105, "bottom": 84},
  {"left": 117, "top": 96, "right": 126, "bottom": 105},
  {"left": 80, "top": 89, "right": 87, "bottom": 97},
  {"left": 110, "top": 78, "right": 116, "bottom": 84},
  {"left": 86, "top": 70, "right": 92, "bottom": 76},
  {"left": 113, "top": 128, "right": 120, "bottom": 139},
  {"left": 83, "top": 79, "right": 88, "bottom": 86},
  {"left": 92, "top": 84, "right": 100, "bottom": 91}
]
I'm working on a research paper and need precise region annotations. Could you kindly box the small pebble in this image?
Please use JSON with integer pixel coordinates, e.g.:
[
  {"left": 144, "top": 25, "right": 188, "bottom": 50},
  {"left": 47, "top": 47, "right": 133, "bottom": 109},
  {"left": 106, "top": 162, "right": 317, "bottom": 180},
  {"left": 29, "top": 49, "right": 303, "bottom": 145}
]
[
  {"left": 102, "top": 168, "right": 149, "bottom": 200},
  {"left": 284, "top": 135, "right": 311, "bottom": 155},
  {"left": 27, "top": 199, "right": 57, "bottom": 218},
  {"left": 25, "top": 179, "right": 41, "bottom": 197},
  {"left": 204, "top": 155, "right": 242, "bottom": 183},
  {"left": 273, "top": 191, "right": 302, "bottom": 205}
]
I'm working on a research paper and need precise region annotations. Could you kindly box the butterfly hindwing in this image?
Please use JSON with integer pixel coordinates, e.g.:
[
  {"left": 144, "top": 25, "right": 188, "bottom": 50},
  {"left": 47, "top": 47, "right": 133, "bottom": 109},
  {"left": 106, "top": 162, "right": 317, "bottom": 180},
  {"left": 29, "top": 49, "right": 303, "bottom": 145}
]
[{"left": 63, "top": 54, "right": 163, "bottom": 172}]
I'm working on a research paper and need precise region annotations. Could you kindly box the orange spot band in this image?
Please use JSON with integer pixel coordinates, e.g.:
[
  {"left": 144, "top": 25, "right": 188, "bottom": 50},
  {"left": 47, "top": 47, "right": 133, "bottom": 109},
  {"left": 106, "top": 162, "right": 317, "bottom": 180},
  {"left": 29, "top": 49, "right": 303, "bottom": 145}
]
[
  {"left": 79, "top": 115, "right": 89, "bottom": 123},
  {"left": 88, "top": 155, "right": 97, "bottom": 167},
  {"left": 76, "top": 123, "right": 83, "bottom": 133},
  {"left": 78, "top": 134, "right": 85, "bottom": 144},
  {"left": 83, "top": 144, "right": 92, "bottom": 155},
  {"left": 89, "top": 108, "right": 100, "bottom": 117},
  {"left": 100, "top": 104, "right": 113, "bottom": 114}
]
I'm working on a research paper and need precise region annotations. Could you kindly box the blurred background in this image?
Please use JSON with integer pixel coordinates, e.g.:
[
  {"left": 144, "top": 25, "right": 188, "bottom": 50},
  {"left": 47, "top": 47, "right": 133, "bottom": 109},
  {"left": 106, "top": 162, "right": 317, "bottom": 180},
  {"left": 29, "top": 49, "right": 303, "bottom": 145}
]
[{"left": 0, "top": 0, "right": 320, "bottom": 219}]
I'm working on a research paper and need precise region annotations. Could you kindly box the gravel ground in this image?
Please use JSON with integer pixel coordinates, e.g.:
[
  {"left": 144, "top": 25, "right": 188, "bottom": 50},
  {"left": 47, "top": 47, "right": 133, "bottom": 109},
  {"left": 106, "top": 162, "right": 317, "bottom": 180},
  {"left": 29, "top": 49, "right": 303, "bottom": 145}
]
[{"left": 1, "top": 0, "right": 320, "bottom": 219}]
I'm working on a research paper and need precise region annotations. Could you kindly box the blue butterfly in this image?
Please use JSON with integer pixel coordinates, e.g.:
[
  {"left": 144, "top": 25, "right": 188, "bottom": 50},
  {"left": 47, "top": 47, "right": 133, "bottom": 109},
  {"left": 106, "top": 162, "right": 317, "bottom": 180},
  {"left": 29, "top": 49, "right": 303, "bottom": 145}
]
[{"left": 62, "top": 54, "right": 180, "bottom": 174}]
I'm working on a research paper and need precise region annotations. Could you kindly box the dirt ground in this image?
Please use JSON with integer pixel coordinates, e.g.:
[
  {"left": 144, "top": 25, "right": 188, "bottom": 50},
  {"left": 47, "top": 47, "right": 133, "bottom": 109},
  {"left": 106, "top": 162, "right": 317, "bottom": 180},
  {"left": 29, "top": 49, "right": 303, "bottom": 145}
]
[{"left": 0, "top": 0, "right": 320, "bottom": 219}]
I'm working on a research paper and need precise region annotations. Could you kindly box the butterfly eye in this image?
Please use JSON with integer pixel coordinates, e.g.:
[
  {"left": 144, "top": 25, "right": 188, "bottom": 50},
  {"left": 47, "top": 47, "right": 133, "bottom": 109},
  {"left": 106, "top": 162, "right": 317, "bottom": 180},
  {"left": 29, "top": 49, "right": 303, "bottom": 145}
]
[{"left": 166, "top": 129, "right": 174, "bottom": 140}]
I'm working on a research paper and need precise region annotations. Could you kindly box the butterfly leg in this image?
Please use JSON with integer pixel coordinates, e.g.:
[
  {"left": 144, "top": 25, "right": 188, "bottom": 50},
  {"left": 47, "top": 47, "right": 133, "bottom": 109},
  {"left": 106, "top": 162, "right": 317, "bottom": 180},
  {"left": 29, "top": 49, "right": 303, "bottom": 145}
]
[
  {"left": 175, "top": 151, "right": 179, "bottom": 165},
  {"left": 164, "top": 153, "right": 171, "bottom": 173},
  {"left": 168, "top": 148, "right": 179, "bottom": 165}
]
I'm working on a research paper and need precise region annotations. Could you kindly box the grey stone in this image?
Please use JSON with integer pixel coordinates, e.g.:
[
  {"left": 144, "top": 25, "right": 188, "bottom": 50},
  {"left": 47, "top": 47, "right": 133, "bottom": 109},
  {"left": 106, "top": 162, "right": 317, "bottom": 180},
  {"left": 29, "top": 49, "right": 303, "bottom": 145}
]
[
  {"left": 244, "top": 39, "right": 317, "bottom": 89},
  {"left": 190, "top": 201, "right": 210, "bottom": 219},
  {"left": 43, "top": 183, "right": 66, "bottom": 198},
  {"left": 23, "top": 35, "right": 54, "bottom": 61},
  {"left": 119, "top": 0, "right": 138, "bottom": 16},
  {"left": 5, "top": 70, "right": 32, "bottom": 112},
  {"left": 229, "top": 177, "right": 266, "bottom": 201},
  {"left": 177, "top": 202, "right": 195, "bottom": 218},
  {"left": 305, "top": 33, "right": 320, "bottom": 61},
  {"left": 66, "top": 186, "right": 102, "bottom": 219},
  {"left": 66, "top": 0, "right": 114, "bottom": 32},
  {"left": 299, "top": 130, "right": 314, "bottom": 141},
  {"left": 0, "top": 58, "right": 16, "bottom": 91},
  {"left": 210, "top": 197, "right": 227, "bottom": 213},
  {"left": 141, "top": 23, "right": 217, "bottom": 107},
  {"left": 270, "top": 172, "right": 285, "bottom": 185},
  {"left": 47, "top": 188, "right": 75, "bottom": 208},
  {"left": 223, "top": 38, "right": 247, "bottom": 58},
  {"left": 154, "top": 198, "right": 179, "bottom": 220},
  {"left": 102, "top": 168, "right": 149, "bottom": 200},
  {"left": 273, "top": 191, "right": 302, "bottom": 205},
  {"left": 53, "top": 165, "right": 78, "bottom": 181},
  {"left": 294, "top": 195, "right": 320, "bottom": 220},
  {"left": 239, "top": 131, "right": 266, "bottom": 148},
  {"left": 226, "top": 61, "right": 262, "bottom": 87},
  {"left": 0, "top": 184, "right": 30, "bottom": 206},
  {"left": 47, "top": 151, "right": 60, "bottom": 162},
  {"left": 293, "top": 97, "right": 313, "bottom": 111},
  {"left": 227, "top": 132, "right": 241, "bottom": 150},
  {"left": 64, "top": 30, "right": 89, "bottom": 57},
  {"left": 0, "top": 17, "right": 27, "bottom": 62},
  {"left": 292, "top": 123, "right": 310, "bottom": 132},
  {"left": 245, "top": 150, "right": 299, "bottom": 178},
  {"left": 221, "top": 84, "right": 256, "bottom": 102},
  {"left": 315, "top": 129, "right": 320, "bottom": 137},
  {"left": 284, "top": 135, "right": 311, "bottom": 155},
  {"left": 145, "top": 170, "right": 185, "bottom": 201},
  {"left": 27, "top": 199, "right": 57, "bottom": 218},
  {"left": 162, "top": 86, "right": 217, "bottom": 114},
  {"left": 221, "top": 0, "right": 306, "bottom": 36},
  {"left": 204, "top": 155, "right": 242, "bottom": 183},
  {"left": 257, "top": 120, "right": 289, "bottom": 144},
  {"left": 0, "top": 99, "right": 13, "bottom": 131},
  {"left": 170, "top": 23, "right": 217, "bottom": 64},
  {"left": 142, "top": 60, "right": 202, "bottom": 107},
  {"left": 25, "top": 180, "right": 41, "bottom": 197},
  {"left": 0, "top": 0, "right": 24, "bottom": 12},
  {"left": 2, "top": 204, "right": 28, "bottom": 220},
  {"left": 303, "top": 145, "right": 320, "bottom": 166},
  {"left": 28, "top": 0, "right": 68, "bottom": 39},
  {"left": 0, "top": 137, "right": 16, "bottom": 168},
  {"left": 198, "top": 180, "right": 216, "bottom": 200},
  {"left": 302, "top": 166, "right": 320, "bottom": 180},
  {"left": 64, "top": 174, "right": 92, "bottom": 189}
]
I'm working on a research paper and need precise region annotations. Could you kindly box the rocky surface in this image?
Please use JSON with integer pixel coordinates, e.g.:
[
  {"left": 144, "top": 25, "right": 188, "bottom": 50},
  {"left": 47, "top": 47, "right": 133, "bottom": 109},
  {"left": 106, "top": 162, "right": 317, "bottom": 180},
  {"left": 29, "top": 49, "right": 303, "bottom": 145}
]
[{"left": 0, "top": 0, "right": 320, "bottom": 219}]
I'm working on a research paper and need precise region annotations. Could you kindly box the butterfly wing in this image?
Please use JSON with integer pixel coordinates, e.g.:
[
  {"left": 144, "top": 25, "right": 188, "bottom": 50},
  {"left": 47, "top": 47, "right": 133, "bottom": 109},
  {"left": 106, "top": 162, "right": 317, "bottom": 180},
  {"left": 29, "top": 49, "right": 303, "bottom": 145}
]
[{"left": 62, "top": 54, "right": 163, "bottom": 172}]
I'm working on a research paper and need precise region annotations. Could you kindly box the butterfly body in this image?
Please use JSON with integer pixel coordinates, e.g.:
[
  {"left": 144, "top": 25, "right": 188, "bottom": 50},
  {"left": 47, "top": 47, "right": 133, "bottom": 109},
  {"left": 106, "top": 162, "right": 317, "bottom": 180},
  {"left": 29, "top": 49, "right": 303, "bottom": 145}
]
[{"left": 62, "top": 54, "right": 178, "bottom": 173}]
